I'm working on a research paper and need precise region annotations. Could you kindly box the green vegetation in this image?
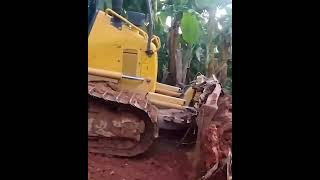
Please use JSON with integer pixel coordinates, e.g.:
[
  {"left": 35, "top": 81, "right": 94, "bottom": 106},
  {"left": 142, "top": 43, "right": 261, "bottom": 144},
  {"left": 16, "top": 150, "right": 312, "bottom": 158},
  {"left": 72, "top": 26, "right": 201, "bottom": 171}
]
[{"left": 98, "top": 0, "right": 232, "bottom": 93}]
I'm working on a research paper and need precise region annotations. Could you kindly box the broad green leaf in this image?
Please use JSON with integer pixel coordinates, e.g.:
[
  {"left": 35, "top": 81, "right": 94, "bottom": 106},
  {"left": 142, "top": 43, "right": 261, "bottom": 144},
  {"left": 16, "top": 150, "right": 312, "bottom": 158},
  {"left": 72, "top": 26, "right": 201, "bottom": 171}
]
[
  {"left": 181, "top": 11, "right": 201, "bottom": 45},
  {"left": 155, "top": 16, "right": 164, "bottom": 33},
  {"left": 159, "top": 11, "right": 170, "bottom": 24}
]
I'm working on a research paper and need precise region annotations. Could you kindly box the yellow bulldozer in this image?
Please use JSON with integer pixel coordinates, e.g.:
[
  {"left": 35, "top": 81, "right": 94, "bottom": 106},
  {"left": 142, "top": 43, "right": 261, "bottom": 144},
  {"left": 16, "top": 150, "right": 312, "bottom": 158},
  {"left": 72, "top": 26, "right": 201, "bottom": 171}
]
[{"left": 88, "top": 0, "right": 227, "bottom": 158}]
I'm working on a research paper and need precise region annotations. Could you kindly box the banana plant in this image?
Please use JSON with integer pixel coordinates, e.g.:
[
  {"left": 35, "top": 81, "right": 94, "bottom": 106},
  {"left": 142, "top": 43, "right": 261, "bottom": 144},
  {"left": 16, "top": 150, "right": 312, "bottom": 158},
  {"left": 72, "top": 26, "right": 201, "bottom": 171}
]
[{"left": 155, "top": 0, "right": 204, "bottom": 85}]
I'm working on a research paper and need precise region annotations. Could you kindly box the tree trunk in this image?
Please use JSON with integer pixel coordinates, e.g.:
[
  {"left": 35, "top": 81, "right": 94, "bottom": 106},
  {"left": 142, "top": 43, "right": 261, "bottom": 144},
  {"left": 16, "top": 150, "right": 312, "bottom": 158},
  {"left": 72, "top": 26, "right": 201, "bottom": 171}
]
[
  {"left": 206, "top": 8, "right": 217, "bottom": 77},
  {"left": 216, "top": 33, "right": 231, "bottom": 85},
  {"left": 218, "top": 41, "right": 229, "bottom": 85},
  {"left": 182, "top": 44, "right": 193, "bottom": 84},
  {"left": 161, "top": 64, "right": 169, "bottom": 83},
  {"left": 167, "top": 18, "right": 180, "bottom": 85},
  {"left": 207, "top": 46, "right": 218, "bottom": 78},
  {"left": 176, "top": 44, "right": 183, "bottom": 84}
]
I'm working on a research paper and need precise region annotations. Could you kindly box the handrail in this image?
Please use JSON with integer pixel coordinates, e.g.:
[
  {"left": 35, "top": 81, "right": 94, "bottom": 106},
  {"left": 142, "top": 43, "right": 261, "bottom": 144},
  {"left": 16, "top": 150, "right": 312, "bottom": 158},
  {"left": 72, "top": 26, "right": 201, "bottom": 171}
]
[
  {"left": 105, "top": 8, "right": 148, "bottom": 39},
  {"left": 105, "top": 8, "right": 161, "bottom": 53}
]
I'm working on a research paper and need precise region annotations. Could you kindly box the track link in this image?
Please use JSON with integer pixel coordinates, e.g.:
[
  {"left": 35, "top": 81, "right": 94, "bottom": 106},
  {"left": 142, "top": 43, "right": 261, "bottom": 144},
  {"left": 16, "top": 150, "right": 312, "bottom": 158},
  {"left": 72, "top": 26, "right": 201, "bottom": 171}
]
[{"left": 88, "top": 81, "right": 158, "bottom": 157}]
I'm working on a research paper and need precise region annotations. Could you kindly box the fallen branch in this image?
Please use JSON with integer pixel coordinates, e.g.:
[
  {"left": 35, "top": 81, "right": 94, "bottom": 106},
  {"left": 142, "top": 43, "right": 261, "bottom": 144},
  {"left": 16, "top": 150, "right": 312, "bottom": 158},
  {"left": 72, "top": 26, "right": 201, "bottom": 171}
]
[
  {"left": 227, "top": 149, "right": 232, "bottom": 180},
  {"left": 176, "top": 126, "right": 192, "bottom": 147},
  {"left": 200, "top": 147, "right": 219, "bottom": 180},
  {"left": 200, "top": 163, "right": 218, "bottom": 180}
]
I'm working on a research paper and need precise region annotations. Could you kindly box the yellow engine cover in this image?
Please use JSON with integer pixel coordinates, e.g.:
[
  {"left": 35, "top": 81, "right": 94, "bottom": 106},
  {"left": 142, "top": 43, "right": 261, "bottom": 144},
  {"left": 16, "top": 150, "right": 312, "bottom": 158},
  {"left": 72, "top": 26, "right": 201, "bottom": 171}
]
[{"left": 88, "top": 9, "right": 160, "bottom": 95}]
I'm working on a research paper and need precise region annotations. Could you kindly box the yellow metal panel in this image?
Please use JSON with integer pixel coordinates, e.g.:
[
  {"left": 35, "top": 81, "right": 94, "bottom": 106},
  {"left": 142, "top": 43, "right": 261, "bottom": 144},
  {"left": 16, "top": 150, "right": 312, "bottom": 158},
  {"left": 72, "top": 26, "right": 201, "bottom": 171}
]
[
  {"left": 123, "top": 49, "right": 139, "bottom": 54},
  {"left": 88, "top": 67, "right": 122, "bottom": 79},
  {"left": 182, "top": 87, "right": 195, "bottom": 106},
  {"left": 122, "top": 50, "right": 138, "bottom": 76},
  {"left": 88, "top": 75, "right": 119, "bottom": 84},
  {"left": 147, "top": 92, "right": 186, "bottom": 106},
  {"left": 88, "top": 10, "right": 159, "bottom": 94},
  {"left": 149, "top": 99, "right": 185, "bottom": 110},
  {"left": 141, "top": 64, "right": 149, "bottom": 77},
  {"left": 155, "top": 88, "right": 182, "bottom": 97},
  {"left": 156, "top": 82, "right": 181, "bottom": 92},
  {"left": 89, "top": 12, "right": 123, "bottom": 72}
]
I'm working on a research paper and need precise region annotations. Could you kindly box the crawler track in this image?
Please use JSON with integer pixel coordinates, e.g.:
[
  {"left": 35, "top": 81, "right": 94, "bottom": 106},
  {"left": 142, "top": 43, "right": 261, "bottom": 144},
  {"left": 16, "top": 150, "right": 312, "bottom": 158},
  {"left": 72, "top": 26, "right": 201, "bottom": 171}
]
[{"left": 88, "top": 81, "right": 158, "bottom": 157}]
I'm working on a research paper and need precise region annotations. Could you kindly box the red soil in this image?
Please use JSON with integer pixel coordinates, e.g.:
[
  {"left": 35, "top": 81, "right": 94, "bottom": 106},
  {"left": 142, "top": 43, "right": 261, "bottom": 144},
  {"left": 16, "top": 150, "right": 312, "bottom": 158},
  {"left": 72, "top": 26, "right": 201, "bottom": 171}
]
[{"left": 88, "top": 133, "right": 195, "bottom": 180}]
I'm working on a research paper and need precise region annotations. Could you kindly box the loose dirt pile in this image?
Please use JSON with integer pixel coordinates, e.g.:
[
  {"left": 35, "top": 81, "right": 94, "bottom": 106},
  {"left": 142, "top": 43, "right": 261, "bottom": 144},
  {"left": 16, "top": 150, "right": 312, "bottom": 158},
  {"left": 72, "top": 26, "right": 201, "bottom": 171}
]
[
  {"left": 192, "top": 77, "right": 232, "bottom": 180},
  {"left": 199, "top": 94, "right": 232, "bottom": 180}
]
